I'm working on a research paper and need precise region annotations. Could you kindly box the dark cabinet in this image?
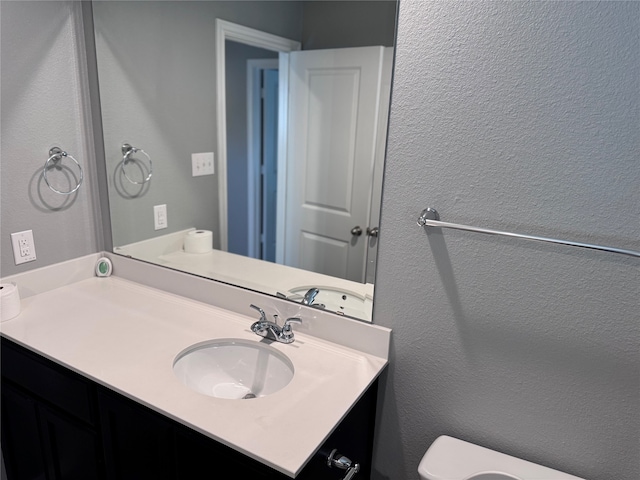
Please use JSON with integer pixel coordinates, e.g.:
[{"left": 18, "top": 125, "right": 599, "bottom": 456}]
[
  {"left": 98, "top": 389, "right": 175, "bottom": 480},
  {"left": 1, "top": 339, "right": 103, "bottom": 480},
  {"left": 173, "top": 426, "right": 280, "bottom": 480},
  {"left": 1, "top": 338, "right": 377, "bottom": 480},
  {"left": 99, "top": 391, "right": 283, "bottom": 480},
  {"left": 37, "top": 403, "right": 103, "bottom": 480},
  {"left": 1, "top": 383, "right": 48, "bottom": 480}
]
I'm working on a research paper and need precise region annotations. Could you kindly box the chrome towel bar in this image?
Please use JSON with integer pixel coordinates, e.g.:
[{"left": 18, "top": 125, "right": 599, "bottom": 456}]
[{"left": 417, "top": 208, "right": 640, "bottom": 259}]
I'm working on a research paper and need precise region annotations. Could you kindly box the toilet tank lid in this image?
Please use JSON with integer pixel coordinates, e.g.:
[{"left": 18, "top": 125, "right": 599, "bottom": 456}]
[{"left": 418, "top": 436, "right": 585, "bottom": 480}]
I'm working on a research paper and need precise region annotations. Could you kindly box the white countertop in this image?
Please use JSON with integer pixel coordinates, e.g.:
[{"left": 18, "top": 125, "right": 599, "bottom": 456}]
[{"left": 0, "top": 275, "right": 387, "bottom": 477}]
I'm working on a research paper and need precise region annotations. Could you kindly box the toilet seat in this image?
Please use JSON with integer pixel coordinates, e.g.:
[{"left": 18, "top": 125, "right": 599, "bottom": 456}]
[{"left": 418, "top": 436, "right": 585, "bottom": 480}]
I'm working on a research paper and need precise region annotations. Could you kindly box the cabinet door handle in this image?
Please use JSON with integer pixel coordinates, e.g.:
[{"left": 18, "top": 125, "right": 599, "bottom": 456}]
[{"left": 327, "top": 449, "right": 360, "bottom": 479}]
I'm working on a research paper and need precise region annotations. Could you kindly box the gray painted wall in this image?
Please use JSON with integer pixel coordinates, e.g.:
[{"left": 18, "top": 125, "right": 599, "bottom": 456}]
[
  {"left": 1, "top": 1, "right": 103, "bottom": 277},
  {"left": 301, "top": 1, "right": 397, "bottom": 50},
  {"left": 372, "top": 2, "right": 639, "bottom": 480}
]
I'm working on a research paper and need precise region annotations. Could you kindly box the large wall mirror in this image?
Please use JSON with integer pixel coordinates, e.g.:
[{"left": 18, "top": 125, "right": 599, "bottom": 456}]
[{"left": 91, "top": 1, "right": 397, "bottom": 322}]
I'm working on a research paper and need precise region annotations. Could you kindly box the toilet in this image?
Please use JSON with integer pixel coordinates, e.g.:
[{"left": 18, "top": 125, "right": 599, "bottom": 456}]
[{"left": 418, "top": 436, "right": 585, "bottom": 480}]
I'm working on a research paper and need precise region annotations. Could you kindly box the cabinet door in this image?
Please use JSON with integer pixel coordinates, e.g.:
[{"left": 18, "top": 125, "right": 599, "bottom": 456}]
[
  {"left": 174, "top": 426, "right": 280, "bottom": 480},
  {"left": 38, "top": 404, "right": 103, "bottom": 480},
  {"left": 1, "top": 338, "right": 96, "bottom": 425},
  {"left": 297, "top": 380, "right": 378, "bottom": 480},
  {"left": 98, "top": 389, "right": 176, "bottom": 480},
  {"left": 1, "top": 382, "right": 47, "bottom": 480},
  {"left": 1, "top": 374, "right": 103, "bottom": 480}
]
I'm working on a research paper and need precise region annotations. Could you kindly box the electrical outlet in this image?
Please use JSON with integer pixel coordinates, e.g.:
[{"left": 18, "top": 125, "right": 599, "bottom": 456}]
[
  {"left": 154, "top": 204, "right": 167, "bottom": 230},
  {"left": 11, "top": 230, "right": 37, "bottom": 265},
  {"left": 191, "top": 152, "right": 215, "bottom": 177}
]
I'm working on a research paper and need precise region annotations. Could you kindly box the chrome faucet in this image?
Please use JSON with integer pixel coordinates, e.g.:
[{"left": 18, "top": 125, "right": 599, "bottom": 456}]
[
  {"left": 301, "top": 288, "right": 319, "bottom": 305},
  {"left": 300, "top": 288, "right": 326, "bottom": 309},
  {"left": 249, "top": 304, "right": 302, "bottom": 344}
]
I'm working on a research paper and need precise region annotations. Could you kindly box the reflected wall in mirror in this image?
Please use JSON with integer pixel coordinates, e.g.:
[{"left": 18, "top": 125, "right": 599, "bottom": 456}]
[{"left": 92, "top": 1, "right": 397, "bottom": 322}]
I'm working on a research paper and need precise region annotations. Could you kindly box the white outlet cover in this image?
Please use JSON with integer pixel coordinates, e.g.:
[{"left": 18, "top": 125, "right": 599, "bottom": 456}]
[
  {"left": 11, "top": 230, "right": 37, "bottom": 265},
  {"left": 154, "top": 204, "right": 168, "bottom": 230}
]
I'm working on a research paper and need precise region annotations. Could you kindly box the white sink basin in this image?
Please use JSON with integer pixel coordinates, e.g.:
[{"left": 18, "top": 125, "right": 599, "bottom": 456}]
[
  {"left": 173, "top": 339, "right": 294, "bottom": 399},
  {"left": 288, "top": 286, "right": 371, "bottom": 319}
]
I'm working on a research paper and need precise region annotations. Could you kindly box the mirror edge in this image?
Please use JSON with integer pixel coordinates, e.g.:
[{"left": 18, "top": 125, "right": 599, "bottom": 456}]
[{"left": 81, "top": 0, "right": 113, "bottom": 253}]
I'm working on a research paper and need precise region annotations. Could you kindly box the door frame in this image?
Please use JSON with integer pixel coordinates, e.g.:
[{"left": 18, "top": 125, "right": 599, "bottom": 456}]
[
  {"left": 247, "top": 59, "right": 279, "bottom": 259},
  {"left": 275, "top": 52, "right": 290, "bottom": 265},
  {"left": 215, "top": 19, "right": 300, "bottom": 251}
]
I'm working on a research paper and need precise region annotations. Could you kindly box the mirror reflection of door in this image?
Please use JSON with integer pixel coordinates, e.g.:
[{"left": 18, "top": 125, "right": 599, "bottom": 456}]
[
  {"left": 278, "top": 46, "right": 393, "bottom": 283},
  {"left": 228, "top": 42, "right": 391, "bottom": 283}
]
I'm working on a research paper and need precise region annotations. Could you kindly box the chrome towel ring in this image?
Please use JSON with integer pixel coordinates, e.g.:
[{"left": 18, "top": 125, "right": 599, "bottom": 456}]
[
  {"left": 121, "top": 143, "right": 152, "bottom": 184},
  {"left": 43, "top": 147, "right": 83, "bottom": 195}
]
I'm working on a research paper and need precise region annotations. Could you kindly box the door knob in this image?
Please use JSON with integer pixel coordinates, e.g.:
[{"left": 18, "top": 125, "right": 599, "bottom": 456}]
[
  {"left": 366, "top": 227, "right": 379, "bottom": 238},
  {"left": 350, "top": 226, "right": 363, "bottom": 236}
]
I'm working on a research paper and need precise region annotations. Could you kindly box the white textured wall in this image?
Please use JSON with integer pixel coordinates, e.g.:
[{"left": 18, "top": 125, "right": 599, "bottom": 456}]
[
  {"left": 373, "top": 2, "right": 639, "bottom": 480},
  {"left": 1, "top": 1, "right": 102, "bottom": 277}
]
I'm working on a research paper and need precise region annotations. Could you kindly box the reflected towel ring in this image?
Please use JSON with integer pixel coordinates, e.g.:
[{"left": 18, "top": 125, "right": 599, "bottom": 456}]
[
  {"left": 121, "top": 143, "right": 152, "bottom": 185},
  {"left": 43, "top": 147, "right": 83, "bottom": 195}
]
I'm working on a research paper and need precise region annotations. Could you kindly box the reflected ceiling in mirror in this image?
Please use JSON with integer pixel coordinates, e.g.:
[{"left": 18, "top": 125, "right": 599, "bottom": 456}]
[{"left": 92, "top": 1, "right": 397, "bottom": 322}]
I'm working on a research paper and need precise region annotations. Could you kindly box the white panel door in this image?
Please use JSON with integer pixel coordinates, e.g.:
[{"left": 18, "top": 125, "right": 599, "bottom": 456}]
[{"left": 282, "top": 46, "right": 385, "bottom": 282}]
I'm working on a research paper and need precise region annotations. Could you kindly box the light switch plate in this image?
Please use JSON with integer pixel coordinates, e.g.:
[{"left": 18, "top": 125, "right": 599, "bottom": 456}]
[
  {"left": 11, "top": 230, "right": 37, "bottom": 265},
  {"left": 192, "top": 152, "right": 214, "bottom": 177},
  {"left": 154, "top": 204, "right": 167, "bottom": 230}
]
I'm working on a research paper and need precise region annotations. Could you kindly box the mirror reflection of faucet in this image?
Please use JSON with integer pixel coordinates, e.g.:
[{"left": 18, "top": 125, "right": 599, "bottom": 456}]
[
  {"left": 301, "top": 287, "right": 318, "bottom": 305},
  {"left": 301, "top": 288, "right": 326, "bottom": 309},
  {"left": 277, "top": 288, "right": 326, "bottom": 310}
]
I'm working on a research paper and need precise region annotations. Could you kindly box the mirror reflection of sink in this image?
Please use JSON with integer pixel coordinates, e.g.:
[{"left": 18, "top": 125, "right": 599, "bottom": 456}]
[
  {"left": 173, "top": 339, "right": 294, "bottom": 399},
  {"left": 288, "top": 286, "right": 370, "bottom": 318}
]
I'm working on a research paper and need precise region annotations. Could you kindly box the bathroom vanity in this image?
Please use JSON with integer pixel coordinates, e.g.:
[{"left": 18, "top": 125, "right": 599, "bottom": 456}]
[
  {"left": 1, "top": 337, "right": 378, "bottom": 479},
  {"left": 0, "top": 256, "right": 390, "bottom": 479}
]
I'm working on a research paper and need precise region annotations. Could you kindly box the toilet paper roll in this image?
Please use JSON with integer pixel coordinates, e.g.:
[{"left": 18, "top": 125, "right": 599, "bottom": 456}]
[
  {"left": 1, "top": 283, "right": 21, "bottom": 322},
  {"left": 184, "top": 230, "right": 213, "bottom": 254}
]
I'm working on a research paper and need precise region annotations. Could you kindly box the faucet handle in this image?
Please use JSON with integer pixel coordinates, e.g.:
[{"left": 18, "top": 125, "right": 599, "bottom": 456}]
[
  {"left": 280, "top": 317, "right": 302, "bottom": 343},
  {"left": 249, "top": 304, "right": 266, "bottom": 322},
  {"left": 283, "top": 317, "right": 302, "bottom": 329}
]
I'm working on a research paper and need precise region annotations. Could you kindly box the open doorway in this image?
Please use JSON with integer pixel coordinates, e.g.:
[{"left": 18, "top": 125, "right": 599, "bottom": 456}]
[
  {"left": 247, "top": 60, "right": 279, "bottom": 261},
  {"left": 224, "top": 40, "right": 279, "bottom": 258},
  {"left": 214, "top": 19, "right": 300, "bottom": 253}
]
